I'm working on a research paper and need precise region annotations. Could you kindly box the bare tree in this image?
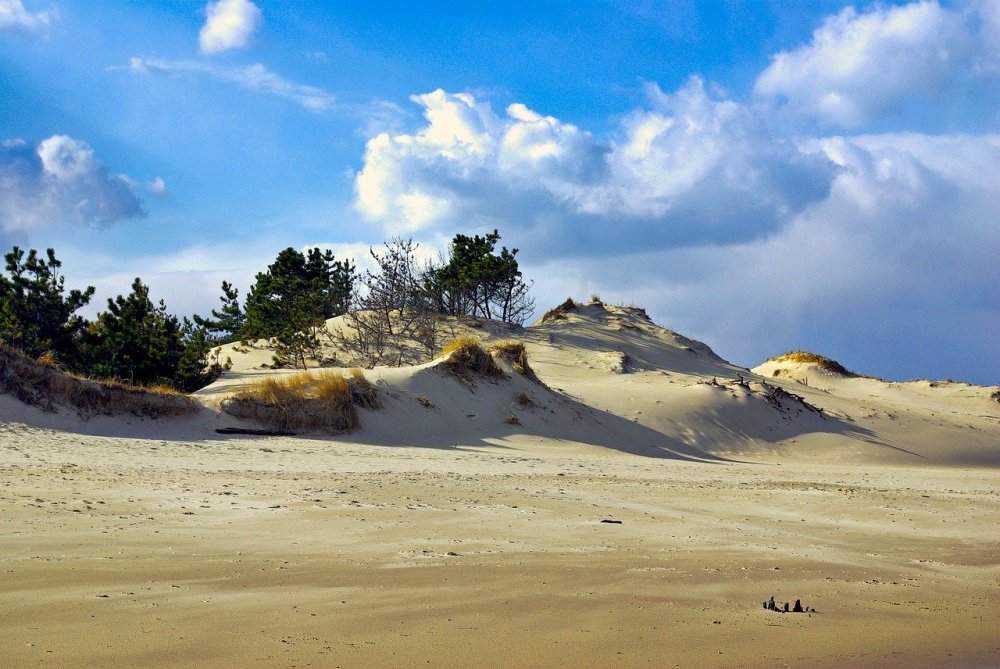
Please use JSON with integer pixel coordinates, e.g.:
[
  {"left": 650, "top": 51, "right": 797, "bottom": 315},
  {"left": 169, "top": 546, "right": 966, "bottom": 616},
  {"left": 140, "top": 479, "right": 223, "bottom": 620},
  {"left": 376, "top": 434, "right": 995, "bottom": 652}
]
[{"left": 339, "top": 238, "right": 437, "bottom": 367}]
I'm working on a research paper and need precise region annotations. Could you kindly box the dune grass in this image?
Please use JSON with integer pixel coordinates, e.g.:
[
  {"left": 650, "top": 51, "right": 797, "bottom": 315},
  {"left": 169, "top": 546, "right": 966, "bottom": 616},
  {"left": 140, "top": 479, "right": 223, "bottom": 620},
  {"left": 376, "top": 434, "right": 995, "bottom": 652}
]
[
  {"left": 0, "top": 346, "right": 198, "bottom": 419},
  {"left": 769, "top": 351, "right": 856, "bottom": 377},
  {"left": 438, "top": 336, "right": 506, "bottom": 382},
  {"left": 488, "top": 340, "right": 542, "bottom": 384},
  {"left": 540, "top": 298, "right": 578, "bottom": 323},
  {"left": 221, "top": 369, "right": 380, "bottom": 432}
]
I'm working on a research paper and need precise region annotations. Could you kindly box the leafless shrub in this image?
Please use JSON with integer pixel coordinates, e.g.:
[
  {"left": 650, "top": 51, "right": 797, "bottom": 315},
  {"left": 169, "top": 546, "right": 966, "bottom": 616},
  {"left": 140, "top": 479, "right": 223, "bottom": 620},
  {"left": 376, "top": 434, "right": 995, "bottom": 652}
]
[{"left": 337, "top": 238, "right": 437, "bottom": 368}]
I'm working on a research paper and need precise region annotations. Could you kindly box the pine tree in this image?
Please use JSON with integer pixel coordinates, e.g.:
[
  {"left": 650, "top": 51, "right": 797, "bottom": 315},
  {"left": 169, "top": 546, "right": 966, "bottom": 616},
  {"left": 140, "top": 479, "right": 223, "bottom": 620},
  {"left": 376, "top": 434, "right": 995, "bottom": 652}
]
[
  {"left": 422, "top": 230, "right": 534, "bottom": 325},
  {"left": 194, "top": 281, "right": 246, "bottom": 343},
  {"left": 86, "top": 278, "right": 184, "bottom": 386},
  {"left": 244, "top": 247, "right": 355, "bottom": 341},
  {"left": 173, "top": 318, "right": 229, "bottom": 392},
  {"left": 0, "top": 246, "right": 95, "bottom": 360}
]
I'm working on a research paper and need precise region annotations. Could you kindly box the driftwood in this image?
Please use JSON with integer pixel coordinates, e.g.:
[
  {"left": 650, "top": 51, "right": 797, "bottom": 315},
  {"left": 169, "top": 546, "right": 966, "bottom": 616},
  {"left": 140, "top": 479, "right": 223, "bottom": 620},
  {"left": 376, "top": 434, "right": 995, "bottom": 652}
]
[
  {"left": 763, "top": 595, "right": 814, "bottom": 613},
  {"left": 215, "top": 427, "right": 297, "bottom": 436}
]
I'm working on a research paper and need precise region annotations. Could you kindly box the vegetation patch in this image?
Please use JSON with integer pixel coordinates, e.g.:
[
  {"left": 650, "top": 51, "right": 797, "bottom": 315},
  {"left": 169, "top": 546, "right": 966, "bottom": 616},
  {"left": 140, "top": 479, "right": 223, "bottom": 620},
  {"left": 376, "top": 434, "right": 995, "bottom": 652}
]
[
  {"left": 221, "top": 369, "right": 379, "bottom": 432},
  {"left": 769, "top": 351, "right": 856, "bottom": 377},
  {"left": 0, "top": 346, "right": 198, "bottom": 418},
  {"left": 488, "top": 340, "right": 542, "bottom": 384},
  {"left": 540, "top": 298, "right": 577, "bottom": 323},
  {"left": 438, "top": 336, "right": 505, "bottom": 384}
]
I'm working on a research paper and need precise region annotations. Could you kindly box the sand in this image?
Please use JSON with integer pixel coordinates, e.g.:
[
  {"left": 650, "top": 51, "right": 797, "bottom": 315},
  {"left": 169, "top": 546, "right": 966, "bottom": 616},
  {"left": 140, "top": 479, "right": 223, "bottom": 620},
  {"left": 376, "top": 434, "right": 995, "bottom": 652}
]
[{"left": 2, "top": 302, "right": 998, "bottom": 667}]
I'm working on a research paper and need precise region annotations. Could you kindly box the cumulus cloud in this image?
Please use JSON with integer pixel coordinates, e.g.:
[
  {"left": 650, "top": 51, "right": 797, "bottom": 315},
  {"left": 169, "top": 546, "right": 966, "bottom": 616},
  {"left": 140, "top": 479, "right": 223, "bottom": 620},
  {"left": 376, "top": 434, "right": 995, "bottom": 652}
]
[
  {"left": 199, "top": 0, "right": 261, "bottom": 54},
  {"left": 0, "top": 0, "right": 56, "bottom": 32},
  {"left": 0, "top": 136, "right": 146, "bottom": 232},
  {"left": 752, "top": 0, "right": 999, "bottom": 128},
  {"left": 124, "top": 57, "right": 335, "bottom": 112},
  {"left": 527, "top": 133, "right": 1000, "bottom": 383},
  {"left": 353, "top": 80, "right": 836, "bottom": 251}
]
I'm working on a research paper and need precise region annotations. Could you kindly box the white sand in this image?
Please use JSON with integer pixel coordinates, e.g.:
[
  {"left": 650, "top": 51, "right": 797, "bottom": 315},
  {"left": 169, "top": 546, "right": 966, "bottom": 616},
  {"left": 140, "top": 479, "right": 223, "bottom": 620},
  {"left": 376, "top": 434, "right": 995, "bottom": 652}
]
[{"left": 2, "top": 302, "right": 998, "bottom": 667}]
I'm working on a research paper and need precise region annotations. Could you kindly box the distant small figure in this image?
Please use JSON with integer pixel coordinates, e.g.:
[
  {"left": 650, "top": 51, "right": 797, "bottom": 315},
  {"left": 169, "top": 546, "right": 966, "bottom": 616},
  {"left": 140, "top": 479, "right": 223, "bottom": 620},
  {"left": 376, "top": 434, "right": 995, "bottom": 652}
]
[
  {"left": 783, "top": 602, "right": 789, "bottom": 612},
  {"left": 793, "top": 599, "right": 804, "bottom": 613}
]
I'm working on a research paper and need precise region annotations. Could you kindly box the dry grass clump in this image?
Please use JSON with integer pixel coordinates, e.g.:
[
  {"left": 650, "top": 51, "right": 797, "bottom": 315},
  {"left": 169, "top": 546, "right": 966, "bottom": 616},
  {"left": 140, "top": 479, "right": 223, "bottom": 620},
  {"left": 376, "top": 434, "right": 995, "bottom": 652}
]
[
  {"left": 991, "top": 389, "right": 1000, "bottom": 404},
  {"left": 438, "top": 336, "right": 505, "bottom": 382},
  {"left": 0, "top": 346, "right": 197, "bottom": 419},
  {"left": 488, "top": 340, "right": 542, "bottom": 384},
  {"left": 221, "top": 369, "right": 379, "bottom": 432},
  {"left": 514, "top": 391, "right": 535, "bottom": 407},
  {"left": 769, "top": 351, "right": 856, "bottom": 377},
  {"left": 619, "top": 304, "right": 652, "bottom": 322},
  {"left": 540, "top": 298, "right": 578, "bottom": 323}
]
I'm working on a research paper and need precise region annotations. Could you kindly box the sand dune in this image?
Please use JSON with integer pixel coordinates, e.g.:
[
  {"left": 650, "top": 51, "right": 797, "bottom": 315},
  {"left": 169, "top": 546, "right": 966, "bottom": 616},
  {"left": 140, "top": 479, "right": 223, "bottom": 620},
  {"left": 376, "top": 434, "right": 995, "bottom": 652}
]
[{"left": 2, "top": 300, "right": 998, "bottom": 667}]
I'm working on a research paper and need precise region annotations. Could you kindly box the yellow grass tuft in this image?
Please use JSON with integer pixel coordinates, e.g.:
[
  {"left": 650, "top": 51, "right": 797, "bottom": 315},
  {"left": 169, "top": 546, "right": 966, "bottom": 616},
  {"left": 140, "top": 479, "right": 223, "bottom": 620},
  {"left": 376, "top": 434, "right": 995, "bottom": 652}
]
[
  {"left": 222, "top": 369, "right": 380, "bottom": 432},
  {"left": 769, "top": 351, "right": 855, "bottom": 377},
  {"left": 0, "top": 346, "right": 197, "bottom": 419},
  {"left": 438, "top": 336, "right": 505, "bottom": 383},
  {"left": 489, "top": 340, "right": 542, "bottom": 384}
]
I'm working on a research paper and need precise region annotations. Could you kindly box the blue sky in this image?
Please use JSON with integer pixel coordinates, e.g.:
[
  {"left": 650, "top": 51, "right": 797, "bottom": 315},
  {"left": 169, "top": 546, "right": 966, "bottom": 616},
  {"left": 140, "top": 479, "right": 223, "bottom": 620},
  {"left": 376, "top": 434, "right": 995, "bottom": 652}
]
[{"left": 2, "top": 0, "right": 998, "bottom": 384}]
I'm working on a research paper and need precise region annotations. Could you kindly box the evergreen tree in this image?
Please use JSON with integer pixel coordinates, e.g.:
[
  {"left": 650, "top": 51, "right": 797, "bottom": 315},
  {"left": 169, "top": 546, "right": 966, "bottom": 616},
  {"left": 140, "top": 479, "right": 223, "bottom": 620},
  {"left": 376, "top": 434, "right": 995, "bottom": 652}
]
[
  {"left": 86, "top": 278, "right": 185, "bottom": 386},
  {"left": 0, "top": 246, "right": 95, "bottom": 360},
  {"left": 173, "top": 318, "right": 229, "bottom": 392},
  {"left": 194, "top": 281, "right": 245, "bottom": 343},
  {"left": 243, "top": 247, "right": 355, "bottom": 342},
  {"left": 423, "top": 230, "right": 534, "bottom": 325},
  {"left": 242, "top": 247, "right": 355, "bottom": 368}
]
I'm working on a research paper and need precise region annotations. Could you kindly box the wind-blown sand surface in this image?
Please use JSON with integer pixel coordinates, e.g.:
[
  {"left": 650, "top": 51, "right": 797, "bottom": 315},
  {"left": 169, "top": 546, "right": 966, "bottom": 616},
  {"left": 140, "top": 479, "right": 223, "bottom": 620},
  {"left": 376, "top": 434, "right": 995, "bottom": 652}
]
[{"left": 2, "top": 302, "right": 998, "bottom": 667}]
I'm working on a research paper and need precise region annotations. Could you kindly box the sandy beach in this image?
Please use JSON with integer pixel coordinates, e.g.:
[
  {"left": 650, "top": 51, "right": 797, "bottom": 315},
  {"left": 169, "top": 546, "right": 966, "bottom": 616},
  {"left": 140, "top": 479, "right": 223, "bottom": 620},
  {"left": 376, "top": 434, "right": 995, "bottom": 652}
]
[{"left": 2, "top": 303, "right": 998, "bottom": 667}]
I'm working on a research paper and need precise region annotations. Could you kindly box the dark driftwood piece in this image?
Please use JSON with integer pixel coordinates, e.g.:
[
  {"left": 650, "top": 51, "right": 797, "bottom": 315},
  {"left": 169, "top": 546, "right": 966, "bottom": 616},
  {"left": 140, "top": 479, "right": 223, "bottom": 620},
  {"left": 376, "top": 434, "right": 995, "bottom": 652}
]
[
  {"left": 763, "top": 595, "right": 814, "bottom": 613},
  {"left": 215, "top": 427, "right": 297, "bottom": 436}
]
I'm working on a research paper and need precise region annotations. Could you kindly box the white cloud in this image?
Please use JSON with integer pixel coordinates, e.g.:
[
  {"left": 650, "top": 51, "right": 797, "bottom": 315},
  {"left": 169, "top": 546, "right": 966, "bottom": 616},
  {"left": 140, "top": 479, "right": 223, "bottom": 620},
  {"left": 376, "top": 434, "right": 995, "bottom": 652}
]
[
  {"left": 752, "top": 0, "right": 999, "bottom": 128},
  {"left": 0, "top": 135, "right": 145, "bottom": 232},
  {"left": 353, "top": 80, "right": 836, "bottom": 249},
  {"left": 527, "top": 133, "right": 1000, "bottom": 383},
  {"left": 147, "top": 177, "right": 168, "bottom": 197},
  {"left": 0, "top": 0, "right": 55, "bottom": 32},
  {"left": 125, "top": 57, "right": 335, "bottom": 112},
  {"left": 199, "top": 0, "right": 261, "bottom": 54}
]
